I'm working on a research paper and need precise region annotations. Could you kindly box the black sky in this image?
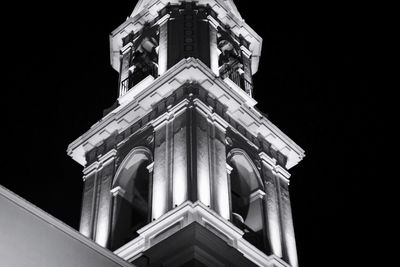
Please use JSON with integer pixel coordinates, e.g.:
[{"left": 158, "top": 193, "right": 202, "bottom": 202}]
[{"left": 2, "top": 1, "right": 378, "bottom": 266}]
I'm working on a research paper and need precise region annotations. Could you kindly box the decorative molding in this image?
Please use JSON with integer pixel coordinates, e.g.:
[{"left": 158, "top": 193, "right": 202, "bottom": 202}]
[
  {"left": 225, "top": 137, "right": 233, "bottom": 147},
  {"left": 83, "top": 162, "right": 100, "bottom": 179},
  {"left": 114, "top": 201, "right": 284, "bottom": 266},
  {"left": 68, "top": 59, "right": 304, "bottom": 170},
  {"left": 260, "top": 151, "right": 291, "bottom": 183},
  {"left": 111, "top": 186, "right": 126, "bottom": 197},
  {"left": 146, "top": 162, "right": 155, "bottom": 173},
  {"left": 156, "top": 14, "right": 170, "bottom": 26},
  {"left": 118, "top": 75, "right": 155, "bottom": 104},
  {"left": 192, "top": 98, "right": 229, "bottom": 133},
  {"left": 121, "top": 43, "right": 133, "bottom": 54},
  {"left": 274, "top": 165, "right": 291, "bottom": 181},
  {"left": 150, "top": 99, "right": 190, "bottom": 131},
  {"left": 112, "top": 146, "right": 153, "bottom": 187},
  {"left": 259, "top": 152, "right": 277, "bottom": 170},
  {"left": 240, "top": 45, "right": 252, "bottom": 59},
  {"left": 249, "top": 189, "right": 266, "bottom": 203},
  {"left": 226, "top": 164, "right": 233, "bottom": 175},
  {"left": 207, "top": 15, "right": 220, "bottom": 29},
  {"left": 98, "top": 149, "right": 118, "bottom": 166}
]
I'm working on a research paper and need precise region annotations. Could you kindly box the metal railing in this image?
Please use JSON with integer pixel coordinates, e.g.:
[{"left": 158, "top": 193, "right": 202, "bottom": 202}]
[
  {"left": 119, "top": 64, "right": 158, "bottom": 97},
  {"left": 220, "top": 63, "right": 253, "bottom": 96}
]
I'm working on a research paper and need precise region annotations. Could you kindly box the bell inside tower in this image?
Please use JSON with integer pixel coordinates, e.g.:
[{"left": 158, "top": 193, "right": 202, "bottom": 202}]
[{"left": 120, "top": 25, "right": 160, "bottom": 95}]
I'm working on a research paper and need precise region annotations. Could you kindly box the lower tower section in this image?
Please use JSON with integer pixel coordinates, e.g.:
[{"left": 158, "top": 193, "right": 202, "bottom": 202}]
[{"left": 69, "top": 59, "right": 304, "bottom": 267}]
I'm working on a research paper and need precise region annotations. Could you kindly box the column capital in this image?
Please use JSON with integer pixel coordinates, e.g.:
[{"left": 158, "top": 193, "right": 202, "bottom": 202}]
[
  {"left": 250, "top": 189, "right": 266, "bottom": 203},
  {"left": 111, "top": 186, "right": 126, "bottom": 197},
  {"left": 259, "top": 152, "right": 291, "bottom": 183},
  {"left": 226, "top": 163, "right": 233, "bottom": 175},
  {"left": 147, "top": 162, "right": 155, "bottom": 173},
  {"left": 259, "top": 152, "right": 277, "bottom": 170},
  {"left": 150, "top": 99, "right": 190, "bottom": 131},
  {"left": 193, "top": 99, "right": 229, "bottom": 133},
  {"left": 207, "top": 15, "right": 220, "bottom": 29},
  {"left": 273, "top": 165, "right": 291, "bottom": 182},
  {"left": 156, "top": 14, "right": 170, "bottom": 26},
  {"left": 121, "top": 43, "right": 133, "bottom": 54},
  {"left": 83, "top": 162, "right": 100, "bottom": 180},
  {"left": 98, "top": 149, "right": 118, "bottom": 166},
  {"left": 240, "top": 45, "right": 252, "bottom": 59}
]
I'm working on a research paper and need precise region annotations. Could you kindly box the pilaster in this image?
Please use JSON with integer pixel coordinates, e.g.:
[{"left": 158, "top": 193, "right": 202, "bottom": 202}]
[
  {"left": 79, "top": 161, "right": 100, "bottom": 238},
  {"left": 208, "top": 15, "right": 220, "bottom": 77},
  {"left": 260, "top": 152, "right": 283, "bottom": 258},
  {"left": 277, "top": 175, "right": 298, "bottom": 267},
  {"left": 151, "top": 101, "right": 190, "bottom": 220},
  {"left": 157, "top": 14, "right": 170, "bottom": 76},
  {"left": 93, "top": 149, "right": 118, "bottom": 247},
  {"left": 194, "top": 99, "right": 230, "bottom": 220}
]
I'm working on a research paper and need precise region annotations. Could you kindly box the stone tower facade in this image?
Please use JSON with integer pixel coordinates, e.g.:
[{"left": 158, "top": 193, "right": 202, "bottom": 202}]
[{"left": 67, "top": 1, "right": 305, "bottom": 266}]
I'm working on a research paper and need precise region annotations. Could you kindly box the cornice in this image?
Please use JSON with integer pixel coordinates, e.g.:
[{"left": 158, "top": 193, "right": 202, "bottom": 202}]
[
  {"left": 68, "top": 58, "right": 304, "bottom": 170},
  {"left": 114, "top": 201, "right": 285, "bottom": 266},
  {"left": 259, "top": 152, "right": 292, "bottom": 183}
]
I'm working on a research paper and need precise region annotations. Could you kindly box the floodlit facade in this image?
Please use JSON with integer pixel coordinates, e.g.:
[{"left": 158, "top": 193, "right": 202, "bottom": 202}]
[{"left": 67, "top": 0, "right": 305, "bottom": 266}]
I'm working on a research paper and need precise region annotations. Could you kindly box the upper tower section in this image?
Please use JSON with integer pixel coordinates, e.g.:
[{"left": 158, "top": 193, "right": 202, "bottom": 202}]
[
  {"left": 131, "top": 0, "right": 243, "bottom": 20},
  {"left": 110, "top": 0, "right": 262, "bottom": 98}
]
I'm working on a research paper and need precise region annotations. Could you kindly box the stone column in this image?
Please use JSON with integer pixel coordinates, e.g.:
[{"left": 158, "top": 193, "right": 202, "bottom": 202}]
[
  {"left": 208, "top": 15, "right": 220, "bottom": 77},
  {"left": 79, "top": 162, "right": 100, "bottom": 238},
  {"left": 93, "top": 149, "right": 117, "bottom": 248},
  {"left": 151, "top": 121, "right": 171, "bottom": 220},
  {"left": 194, "top": 101, "right": 230, "bottom": 220},
  {"left": 194, "top": 107, "right": 212, "bottom": 207},
  {"left": 248, "top": 189, "right": 266, "bottom": 231},
  {"left": 157, "top": 14, "right": 170, "bottom": 76},
  {"left": 109, "top": 186, "right": 126, "bottom": 249},
  {"left": 240, "top": 45, "right": 253, "bottom": 97},
  {"left": 151, "top": 103, "right": 190, "bottom": 220},
  {"left": 276, "top": 166, "right": 298, "bottom": 267},
  {"left": 260, "top": 152, "right": 283, "bottom": 258},
  {"left": 172, "top": 110, "right": 189, "bottom": 207},
  {"left": 146, "top": 162, "right": 155, "bottom": 222},
  {"left": 209, "top": 117, "right": 230, "bottom": 220}
]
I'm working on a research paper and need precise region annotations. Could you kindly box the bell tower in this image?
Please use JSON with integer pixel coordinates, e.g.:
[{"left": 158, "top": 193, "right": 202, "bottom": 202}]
[{"left": 67, "top": 1, "right": 305, "bottom": 266}]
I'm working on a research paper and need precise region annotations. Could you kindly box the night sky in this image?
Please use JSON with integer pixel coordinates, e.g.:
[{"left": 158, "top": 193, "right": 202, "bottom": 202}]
[{"left": 2, "top": 1, "right": 377, "bottom": 266}]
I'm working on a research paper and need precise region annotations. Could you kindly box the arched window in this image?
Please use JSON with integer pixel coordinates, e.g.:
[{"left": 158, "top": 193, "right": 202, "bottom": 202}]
[
  {"left": 128, "top": 26, "right": 159, "bottom": 88},
  {"left": 217, "top": 30, "right": 245, "bottom": 90},
  {"left": 110, "top": 147, "right": 153, "bottom": 250},
  {"left": 228, "top": 149, "right": 266, "bottom": 252}
]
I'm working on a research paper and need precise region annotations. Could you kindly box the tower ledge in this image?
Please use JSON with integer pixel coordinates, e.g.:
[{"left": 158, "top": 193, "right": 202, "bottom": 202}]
[
  {"left": 114, "top": 201, "right": 290, "bottom": 267},
  {"left": 67, "top": 58, "right": 304, "bottom": 170}
]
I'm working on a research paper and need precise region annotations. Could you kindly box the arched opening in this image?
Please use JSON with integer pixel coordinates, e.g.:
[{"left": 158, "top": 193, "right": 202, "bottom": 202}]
[
  {"left": 217, "top": 30, "right": 245, "bottom": 90},
  {"left": 122, "top": 24, "right": 159, "bottom": 90},
  {"left": 228, "top": 150, "right": 266, "bottom": 252},
  {"left": 110, "top": 148, "right": 152, "bottom": 250}
]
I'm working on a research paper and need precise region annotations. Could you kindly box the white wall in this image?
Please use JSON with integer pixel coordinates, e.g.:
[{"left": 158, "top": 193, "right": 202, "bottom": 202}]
[{"left": 0, "top": 186, "right": 133, "bottom": 267}]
